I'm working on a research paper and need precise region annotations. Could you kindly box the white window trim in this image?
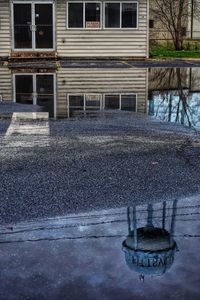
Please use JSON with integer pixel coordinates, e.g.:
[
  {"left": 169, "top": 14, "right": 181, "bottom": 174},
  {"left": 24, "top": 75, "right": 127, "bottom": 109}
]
[
  {"left": 67, "top": 93, "right": 138, "bottom": 113},
  {"left": 103, "top": 1, "right": 139, "bottom": 30},
  {"left": 11, "top": 1, "right": 55, "bottom": 51},
  {"left": 66, "top": 1, "right": 102, "bottom": 30}
]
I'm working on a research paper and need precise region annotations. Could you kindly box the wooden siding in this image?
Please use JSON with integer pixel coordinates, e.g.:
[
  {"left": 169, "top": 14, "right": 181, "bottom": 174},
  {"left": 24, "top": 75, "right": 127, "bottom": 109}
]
[
  {"left": 0, "top": 66, "right": 12, "bottom": 101},
  {"left": 0, "top": 1, "right": 11, "bottom": 57},
  {"left": 57, "top": 67, "right": 148, "bottom": 116},
  {"left": 56, "top": 0, "right": 148, "bottom": 58}
]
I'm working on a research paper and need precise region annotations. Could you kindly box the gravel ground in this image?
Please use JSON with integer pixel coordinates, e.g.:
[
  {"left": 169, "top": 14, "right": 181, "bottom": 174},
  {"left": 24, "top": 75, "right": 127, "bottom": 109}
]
[{"left": 0, "top": 110, "right": 200, "bottom": 225}]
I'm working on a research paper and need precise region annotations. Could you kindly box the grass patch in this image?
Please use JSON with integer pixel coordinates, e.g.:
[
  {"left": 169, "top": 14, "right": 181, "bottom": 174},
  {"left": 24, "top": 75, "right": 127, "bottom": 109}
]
[
  {"left": 150, "top": 48, "right": 200, "bottom": 58},
  {"left": 150, "top": 41, "right": 200, "bottom": 59}
]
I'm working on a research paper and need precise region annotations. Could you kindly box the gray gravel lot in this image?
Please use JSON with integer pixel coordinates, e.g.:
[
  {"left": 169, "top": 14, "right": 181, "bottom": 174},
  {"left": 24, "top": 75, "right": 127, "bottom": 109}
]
[{"left": 0, "top": 111, "right": 200, "bottom": 225}]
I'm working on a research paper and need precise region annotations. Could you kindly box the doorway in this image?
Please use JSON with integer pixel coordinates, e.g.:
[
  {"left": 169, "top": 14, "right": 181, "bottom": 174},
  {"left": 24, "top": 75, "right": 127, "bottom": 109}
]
[
  {"left": 12, "top": 1, "right": 54, "bottom": 50},
  {"left": 14, "top": 74, "right": 56, "bottom": 117}
]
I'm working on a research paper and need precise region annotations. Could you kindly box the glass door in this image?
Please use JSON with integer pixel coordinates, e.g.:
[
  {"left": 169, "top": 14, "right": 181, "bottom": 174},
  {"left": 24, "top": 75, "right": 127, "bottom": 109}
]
[
  {"left": 15, "top": 74, "right": 55, "bottom": 117},
  {"left": 13, "top": 2, "right": 54, "bottom": 50}
]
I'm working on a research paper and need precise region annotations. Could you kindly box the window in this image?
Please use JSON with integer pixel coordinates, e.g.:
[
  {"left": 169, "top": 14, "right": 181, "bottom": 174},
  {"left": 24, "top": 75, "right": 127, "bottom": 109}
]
[
  {"left": 104, "top": 93, "right": 137, "bottom": 111},
  {"left": 121, "top": 94, "right": 137, "bottom": 111},
  {"left": 104, "top": 2, "right": 138, "bottom": 29},
  {"left": 149, "top": 19, "right": 154, "bottom": 29},
  {"left": 67, "top": 1, "right": 138, "bottom": 29},
  {"left": 67, "top": 2, "right": 101, "bottom": 29},
  {"left": 105, "top": 94, "right": 120, "bottom": 109}
]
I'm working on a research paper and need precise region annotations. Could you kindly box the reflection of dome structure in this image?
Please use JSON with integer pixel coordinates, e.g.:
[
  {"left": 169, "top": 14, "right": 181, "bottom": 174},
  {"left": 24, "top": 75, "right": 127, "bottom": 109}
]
[{"left": 122, "top": 201, "right": 178, "bottom": 278}]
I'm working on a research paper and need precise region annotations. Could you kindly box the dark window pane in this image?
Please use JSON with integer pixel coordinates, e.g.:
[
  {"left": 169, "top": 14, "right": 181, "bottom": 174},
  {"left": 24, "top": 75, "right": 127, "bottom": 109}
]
[
  {"left": 37, "top": 95, "right": 54, "bottom": 117},
  {"left": 149, "top": 19, "right": 154, "bottom": 29},
  {"left": 36, "top": 26, "right": 53, "bottom": 48},
  {"left": 36, "top": 75, "right": 54, "bottom": 95},
  {"left": 105, "top": 94, "right": 120, "bottom": 109},
  {"left": 122, "top": 3, "right": 137, "bottom": 28},
  {"left": 69, "top": 95, "right": 84, "bottom": 108},
  {"left": 15, "top": 75, "right": 33, "bottom": 104},
  {"left": 35, "top": 4, "right": 53, "bottom": 48},
  {"left": 35, "top": 4, "right": 52, "bottom": 25},
  {"left": 85, "top": 3, "right": 100, "bottom": 28},
  {"left": 14, "top": 26, "right": 32, "bottom": 48},
  {"left": 14, "top": 4, "right": 32, "bottom": 48},
  {"left": 121, "top": 94, "right": 137, "bottom": 111},
  {"left": 68, "top": 3, "right": 83, "bottom": 28},
  {"left": 14, "top": 4, "right": 31, "bottom": 25},
  {"left": 105, "top": 3, "right": 120, "bottom": 28},
  {"left": 37, "top": 75, "right": 54, "bottom": 117}
]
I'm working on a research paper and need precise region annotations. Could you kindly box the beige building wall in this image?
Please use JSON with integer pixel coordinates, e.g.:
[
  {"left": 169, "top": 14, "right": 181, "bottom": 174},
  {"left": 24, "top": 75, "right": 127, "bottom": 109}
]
[
  {"left": 0, "top": 65, "right": 12, "bottom": 101},
  {"left": 56, "top": 0, "right": 149, "bottom": 58},
  {"left": 0, "top": 1, "right": 11, "bottom": 57},
  {"left": 57, "top": 67, "right": 148, "bottom": 116}
]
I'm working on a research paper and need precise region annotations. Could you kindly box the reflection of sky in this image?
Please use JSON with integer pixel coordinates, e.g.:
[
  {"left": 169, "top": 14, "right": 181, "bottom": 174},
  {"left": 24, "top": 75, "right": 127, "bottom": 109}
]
[
  {"left": 149, "top": 91, "right": 200, "bottom": 129},
  {"left": 0, "top": 200, "right": 200, "bottom": 300}
]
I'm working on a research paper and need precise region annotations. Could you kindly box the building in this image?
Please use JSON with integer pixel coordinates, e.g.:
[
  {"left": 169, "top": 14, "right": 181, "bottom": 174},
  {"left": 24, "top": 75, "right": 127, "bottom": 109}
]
[
  {"left": 0, "top": 0, "right": 149, "bottom": 59},
  {"left": 0, "top": 63, "right": 148, "bottom": 118}
]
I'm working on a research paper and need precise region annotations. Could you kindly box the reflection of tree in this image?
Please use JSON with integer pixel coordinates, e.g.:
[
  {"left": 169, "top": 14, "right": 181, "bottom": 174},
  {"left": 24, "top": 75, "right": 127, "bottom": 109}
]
[{"left": 149, "top": 68, "right": 199, "bottom": 129}]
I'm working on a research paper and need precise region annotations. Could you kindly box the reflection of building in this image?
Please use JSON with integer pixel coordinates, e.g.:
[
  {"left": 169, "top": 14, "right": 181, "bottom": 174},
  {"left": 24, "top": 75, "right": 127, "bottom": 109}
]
[
  {"left": 122, "top": 201, "right": 178, "bottom": 279},
  {"left": 0, "top": 0, "right": 149, "bottom": 59},
  {"left": 0, "top": 66, "right": 148, "bottom": 118},
  {"left": 57, "top": 67, "right": 148, "bottom": 117}
]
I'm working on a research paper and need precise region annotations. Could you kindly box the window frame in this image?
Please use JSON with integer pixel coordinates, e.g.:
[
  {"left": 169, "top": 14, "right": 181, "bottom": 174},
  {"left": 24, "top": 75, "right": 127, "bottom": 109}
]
[
  {"left": 67, "top": 93, "right": 137, "bottom": 114},
  {"left": 66, "top": 1, "right": 102, "bottom": 30},
  {"left": 103, "top": 1, "right": 139, "bottom": 30}
]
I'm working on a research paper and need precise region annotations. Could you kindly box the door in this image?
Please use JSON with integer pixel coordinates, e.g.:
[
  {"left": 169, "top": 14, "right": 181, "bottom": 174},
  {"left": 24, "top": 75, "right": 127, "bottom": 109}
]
[
  {"left": 14, "top": 74, "right": 55, "bottom": 117},
  {"left": 13, "top": 2, "right": 54, "bottom": 50}
]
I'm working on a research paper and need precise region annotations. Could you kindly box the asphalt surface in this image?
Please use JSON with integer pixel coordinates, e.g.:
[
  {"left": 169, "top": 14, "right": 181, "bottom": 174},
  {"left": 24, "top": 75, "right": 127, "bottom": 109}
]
[
  {"left": 0, "top": 197, "right": 199, "bottom": 300},
  {"left": 0, "top": 110, "right": 200, "bottom": 225},
  {"left": 3, "top": 58, "right": 200, "bottom": 69}
]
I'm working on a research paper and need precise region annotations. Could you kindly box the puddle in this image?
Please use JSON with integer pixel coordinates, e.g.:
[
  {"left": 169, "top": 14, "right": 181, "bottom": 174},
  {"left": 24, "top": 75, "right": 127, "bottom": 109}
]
[
  {"left": 148, "top": 68, "right": 200, "bottom": 130},
  {"left": 0, "top": 197, "right": 199, "bottom": 299},
  {"left": 0, "top": 66, "right": 200, "bottom": 129}
]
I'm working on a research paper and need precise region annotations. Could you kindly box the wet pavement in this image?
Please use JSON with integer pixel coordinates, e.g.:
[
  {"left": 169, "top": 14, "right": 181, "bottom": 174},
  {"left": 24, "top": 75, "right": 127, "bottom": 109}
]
[
  {"left": 0, "top": 62, "right": 200, "bottom": 298},
  {"left": 0, "top": 111, "right": 200, "bottom": 224},
  {"left": 0, "top": 196, "right": 199, "bottom": 300}
]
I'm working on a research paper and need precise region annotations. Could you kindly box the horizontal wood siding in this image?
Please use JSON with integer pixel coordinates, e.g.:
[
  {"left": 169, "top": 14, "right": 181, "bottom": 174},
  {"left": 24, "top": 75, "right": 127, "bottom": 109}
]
[
  {"left": 0, "top": 1, "right": 11, "bottom": 57},
  {"left": 0, "top": 66, "right": 12, "bottom": 101},
  {"left": 57, "top": 67, "right": 148, "bottom": 116},
  {"left": 57, "top": 0, "right": 148, "bottom": 57}
]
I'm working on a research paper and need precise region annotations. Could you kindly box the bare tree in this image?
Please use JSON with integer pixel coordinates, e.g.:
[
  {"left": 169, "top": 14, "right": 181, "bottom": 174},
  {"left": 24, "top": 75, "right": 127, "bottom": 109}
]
[
  {"left": 151, "top": 0, "right": 200, "bottom": 50},
  {"left": 149, "top": 68, "right": 198, "bottom": 128}
]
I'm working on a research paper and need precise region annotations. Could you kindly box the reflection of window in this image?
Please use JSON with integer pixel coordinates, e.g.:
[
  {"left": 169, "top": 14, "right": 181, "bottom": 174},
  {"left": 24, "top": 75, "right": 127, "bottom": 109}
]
[
  {"left": 121, "top": 94, "right": 137, "bottom": 111},
  {"left": 68, "top": 2, "right": 101, "bottom": 29},
  {"left": 105, "top": 2, "right": 138, "bottom": 29},
  {"left": 105, "top": 94, "right": 120, "bottom": 109},
  {"left": 104, "top": 93, "right": 137, "bottom": 111},
  {"left": 68, "top": 95, "right": 84, "bottom": 109}
]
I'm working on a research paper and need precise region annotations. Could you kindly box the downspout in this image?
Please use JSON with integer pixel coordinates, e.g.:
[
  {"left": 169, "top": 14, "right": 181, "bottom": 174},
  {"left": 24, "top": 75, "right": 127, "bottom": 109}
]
[
  {"left": 146, "top": 0, "right": 149, "bottom": 58},
  {"left": 191, "top": 0, "right": 194, "bottom": 39}
]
